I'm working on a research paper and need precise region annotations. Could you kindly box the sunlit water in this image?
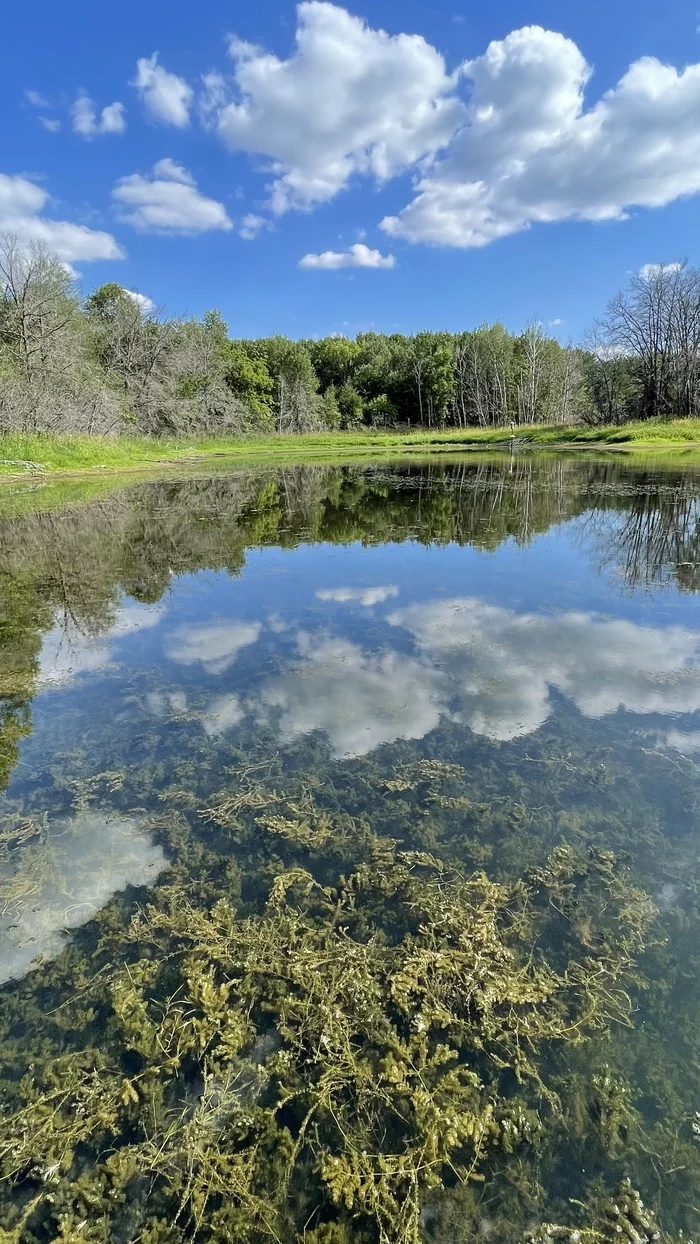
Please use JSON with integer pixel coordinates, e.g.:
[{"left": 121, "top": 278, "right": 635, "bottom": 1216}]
[{"left": 2, "top": 454, "right": 700, "bottom": 1241}]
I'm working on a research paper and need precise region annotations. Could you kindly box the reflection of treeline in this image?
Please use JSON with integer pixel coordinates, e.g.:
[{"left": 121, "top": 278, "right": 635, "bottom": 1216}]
[
  {"left": 2, "top": 457, "right": 700, "bottom": 627},
  {"left": 5, "top": 236, "right": 700, "bottom": 436},
  {"left": 580, "top": 475, "right": 700, "bottom": 592},
  {"left": 2, "top": 458, "right": 700, "bottom": 790}
]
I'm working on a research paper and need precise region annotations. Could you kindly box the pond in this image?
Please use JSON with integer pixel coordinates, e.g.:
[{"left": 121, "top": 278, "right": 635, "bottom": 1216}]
[{"left": 1, "top": 453, "right": 700, "bottom": 1243}]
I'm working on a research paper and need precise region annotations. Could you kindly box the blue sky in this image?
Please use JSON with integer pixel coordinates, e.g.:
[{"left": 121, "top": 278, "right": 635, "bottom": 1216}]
[{"left": 3, "top": 0, "right": 700, "bottom": 340}]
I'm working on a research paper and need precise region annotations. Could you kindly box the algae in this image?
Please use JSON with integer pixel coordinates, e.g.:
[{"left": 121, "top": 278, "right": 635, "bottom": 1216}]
[{"left": 1, "top": 458, "right": 700, "bottom": 1240}]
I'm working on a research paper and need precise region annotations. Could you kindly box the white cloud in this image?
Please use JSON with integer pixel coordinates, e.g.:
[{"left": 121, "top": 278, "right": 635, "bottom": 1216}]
[
  {"left": 25, "top": 89, "right": 51, "bottom": 109},
  {"left": 72, "top": 93, "right": 127, "bottom": 138},
  {"left": 122, "top": 288, "right": 155, "bottom": 315},
  {"left": 112, "top": 159, "right": 233, "bottom": 234},
  {"left": 639, "top": 262, "right": 682, "bottom": 280},
  {"left": 213, "top": 1, "right": 465, "bottom": 214},
  {"left": 166, "top": 621, "right": 261, "bottom": 673},
  {"left": 108, "top": 13, "right": 700, "bottom": 248},
  {"left": 316, "top": 585, "right": 399, "bottom": 605},
  {"left": 390, "top": 597, "right": 700, "bottom": 740},
  {"left": 382, "top": 26, "right": 700, "bottom": 247},
  {"left": 39, "top": 117, "right": 61, "bottom": 133},
  {"left": 259, "top": 633, "right": 445, "bottom": 757},
  {"left": 299, "top": 243, "right": 395, "bottom": 269},
  {"left": 239, "top": 213, "right": 268, "bottom": 240},
  {"left": 37, "top": 602, "right": 164, "bottom": 688},
  {"left": 200, "top": 71, "right": 230, "bottom": 124},
  {"left": 0, "top": 812, "right": 165, "bottom": 983},
  {"left": 133, "top": 53, "right": 193, "bottom": 126},
  {"left": 0, "top": 172, "right": 124, "bottom": 263}
]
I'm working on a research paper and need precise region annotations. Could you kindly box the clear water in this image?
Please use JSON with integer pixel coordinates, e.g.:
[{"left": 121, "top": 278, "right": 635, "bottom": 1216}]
[{"left": 1, "top": 454, "right": 700, "bottom": 1242}]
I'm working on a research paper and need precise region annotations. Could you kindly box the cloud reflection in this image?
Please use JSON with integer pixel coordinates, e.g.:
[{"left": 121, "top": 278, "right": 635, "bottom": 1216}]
[
  {"left": 0, "top": 811, "right": 166, "bottom": 983},
  {"left": 316, "top": 586, "right": 399, "bottom": 606},
  {"left": 254, "top": 597, "right": 700, "bottom": 755},
  {"left": 260, "top": 633, "right": 443, "bottom": 758},
  {"left": 658, "top": 729, "right": 700, "bottom": 755},
  {"left": 390, "top": 597, "right": 700, "bottom": 740},
  {"left": 166, "top": 622, "right": 261, "bottom": 673},
  {"left": 38, "top": 603, "right": 164, "bottom": 689}
]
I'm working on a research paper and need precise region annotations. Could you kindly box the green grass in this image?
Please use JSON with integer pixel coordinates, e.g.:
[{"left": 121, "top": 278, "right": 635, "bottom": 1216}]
[{"left": 2, "top": 420, "right": 700, "bottom": 480}]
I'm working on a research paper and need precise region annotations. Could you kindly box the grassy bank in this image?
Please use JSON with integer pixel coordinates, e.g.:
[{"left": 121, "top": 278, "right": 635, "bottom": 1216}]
[{"left": 2, "top": 420, "right": 700, "bottom": 479}]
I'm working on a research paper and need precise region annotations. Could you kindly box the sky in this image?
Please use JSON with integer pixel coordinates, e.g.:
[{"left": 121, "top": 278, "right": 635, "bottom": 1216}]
[{"left": 3, "top": 0, "right": 700, "bottom": 340}]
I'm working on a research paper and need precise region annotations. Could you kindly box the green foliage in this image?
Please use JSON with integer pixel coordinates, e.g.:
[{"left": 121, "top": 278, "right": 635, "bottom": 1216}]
[
  {"left": 220, "top": 343, "right": 275, "bottom": 422},
  {"left": 365, "top": 394, "right": 398, "bottom": 426},
  {"left": 337, "top": 381, "right": 365, "bottom": 428},
  {"left": 321, "top": 384, "right": 342, "bottom": 428},
  {"left": 84, "top": 282, "right": 138, "bottom": 323}
]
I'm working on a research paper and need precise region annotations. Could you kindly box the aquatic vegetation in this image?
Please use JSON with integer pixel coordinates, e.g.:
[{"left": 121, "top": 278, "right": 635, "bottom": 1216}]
[
  {"left": 525, "top": 1178, "right": 664, "bottom": 1242},
  {"left": 0, "top": 801, "right": 655, "bottom": 1243},
  {"left": 1, "top": 459, "right": 700, "bottom": 1241}
]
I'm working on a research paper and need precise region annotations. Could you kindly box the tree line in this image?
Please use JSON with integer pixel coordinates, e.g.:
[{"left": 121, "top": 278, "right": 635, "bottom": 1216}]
[{"left": 1, "top": 234, "right": 699, "bottom": 437}]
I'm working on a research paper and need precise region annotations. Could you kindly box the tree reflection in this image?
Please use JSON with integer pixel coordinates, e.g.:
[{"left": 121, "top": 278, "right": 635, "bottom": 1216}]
[{"left": 1, "top": 455, "right": 700, "bottom": 794}]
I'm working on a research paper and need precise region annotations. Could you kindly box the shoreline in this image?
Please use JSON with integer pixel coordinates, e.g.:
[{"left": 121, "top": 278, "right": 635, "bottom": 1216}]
[{"left": 2, "top": 427, "right": 700, "bottom": 484}]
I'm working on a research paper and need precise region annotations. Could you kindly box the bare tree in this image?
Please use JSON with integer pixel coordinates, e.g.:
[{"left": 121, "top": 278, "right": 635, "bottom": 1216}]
[
  {"left": 602, "top": 264, "right": 683, "bottom": 419},
  {"left": 669, "top": 266, "right": 700, "bottom": 417},
  {"left": 0, "top": 235, "right": 79, "bottom": 381},
  {"left": 550, "top": 344, "right": 586, "bottom": 425},
  {"left": 0, "top": 235, "right": 121, "bottom": 434},
  {"left": 516, "top": 322, "right": 549, "bottom": 424}
]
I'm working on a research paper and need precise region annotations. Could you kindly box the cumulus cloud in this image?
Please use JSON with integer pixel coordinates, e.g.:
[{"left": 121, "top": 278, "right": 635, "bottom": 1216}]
[
  {"left": 382, "top": 26, "right": 700, "bottom": 247},
  {"left": 0, "top": 172, "right": 124, "bottom": 263},
  {"left": 639, "top": 262, "right": 683, "bottom": 280},
  {"left": 316, "top": 585, "right": 399, "bottom": 605},
  {"left": 122, "top": 288, "right": 156, "bottom": 315},
  {"left": 259, "top": 633, "right": 445, "bottom": 757},
  {"left": 166, "top": 621, "right": 261, "bottom": 673},
  {"left": 0, "top": 812, "right": 166, "bottom": 983},
  {"left": 72, "top": 93, "right": 127, "bottom": 138},
  {"left": 212, "top": 1, "right": 465, "bottom": 213},
  {"left": 390, "top": 597, "right": 700, "bottom": 740},
  {"left": 299, "top": 243, "right": 395, "bottom": 269},
  {"left": 133, "top": 53, "right": 193, "bottom": 126},
  {"left": 179, "top": 7, "right": 700, "bottom": 245},
  {"left": 37, "top": 602, "right": 164, "bottom": 689},
  {"left": 112, "top": 159, "right": 232, "bottom": 234}
]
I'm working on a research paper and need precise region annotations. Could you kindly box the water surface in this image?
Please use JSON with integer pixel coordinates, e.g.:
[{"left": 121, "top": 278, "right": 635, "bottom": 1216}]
[{"left": 1, "top": 455, "right": 700, "bottom": 1241}]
